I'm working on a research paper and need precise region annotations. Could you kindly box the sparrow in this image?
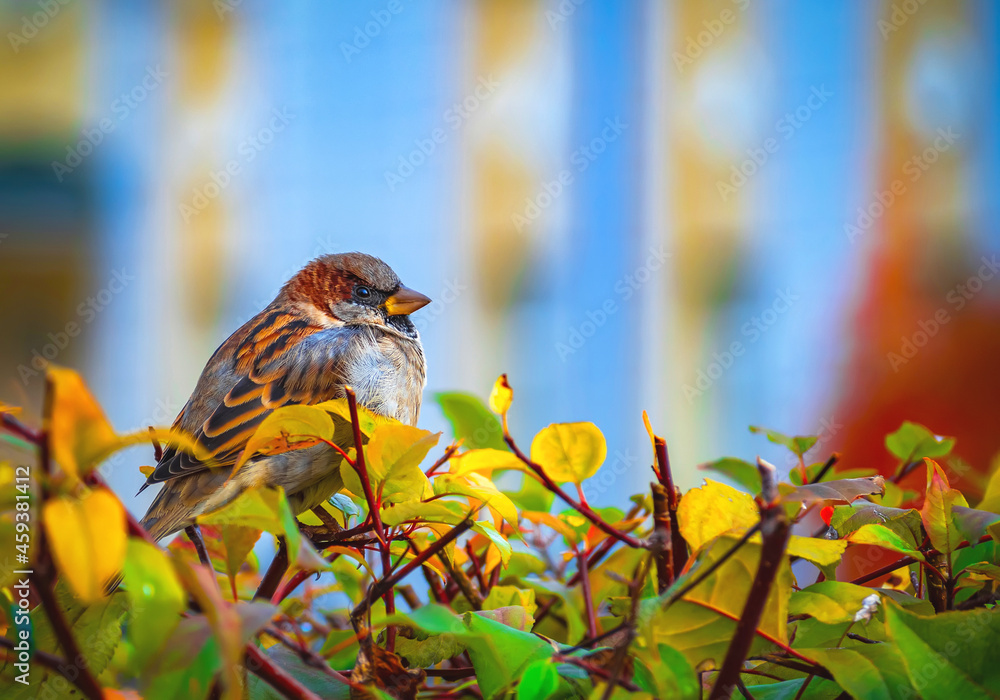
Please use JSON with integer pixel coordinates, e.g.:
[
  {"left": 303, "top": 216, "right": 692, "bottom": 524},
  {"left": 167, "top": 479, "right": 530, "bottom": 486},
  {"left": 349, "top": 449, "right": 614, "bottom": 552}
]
[{"left": 138, "top": 252, "right": 431, "bottom": 541}]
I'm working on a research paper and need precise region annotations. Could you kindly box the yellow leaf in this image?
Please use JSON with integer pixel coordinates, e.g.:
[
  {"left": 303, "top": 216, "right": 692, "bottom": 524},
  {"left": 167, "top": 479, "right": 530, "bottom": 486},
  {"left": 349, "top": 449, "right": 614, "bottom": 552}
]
[
  {"left": 325, "top": 546, "right": 376, "bottom": 580},
  {"left": 523, "top": 510, "right": 580, "bottom": 544},
  {"left": 977, "top": 453, "right": 1000, "bottom": 514},
  {"left": 448, "top": 448, "right": 526, "bottom": 477},
  {"left": 233, "top": 404, "right": 336, "bottom": 475},
  {"left": 313, "top": 397, "right": 393, "bottom": 436},
  {"left": 46, "top": 367, "right": 118, "bottom": 480},
  {"left": 488, "top": 374, "right": 513, "bottom": 415},
  {"left": 139, "top": 465, "right": 154, "bottom": 477},
  {"left": 45, "top": 366, "right": 206, "bottom": 479},
  {"left": 530, "top": 422, "right": 606, "bottom": 485},
  {"left": 0, "top": 401, "right": 21, "bottom": 415},
  {"left": 677, "top": 479, "right": 758, "bottom": 552},
  {"left": 920, "top": 458, "right": 968, "bottom": 557},
  {"left": 363, "top": 424, "right": 439, "bottom": 503},
  {"left": 433, "top": 472, "right": 519, "bottom": 530},
  {"left": 43, "top": 488, "right": 126, "bottom": 602}
]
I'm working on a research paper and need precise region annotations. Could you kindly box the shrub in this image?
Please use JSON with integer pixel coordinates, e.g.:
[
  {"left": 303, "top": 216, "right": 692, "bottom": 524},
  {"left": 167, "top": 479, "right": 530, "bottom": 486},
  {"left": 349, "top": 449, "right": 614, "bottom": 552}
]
[{"left": 1, "top": 368, "right": 999, "bottom": 699}]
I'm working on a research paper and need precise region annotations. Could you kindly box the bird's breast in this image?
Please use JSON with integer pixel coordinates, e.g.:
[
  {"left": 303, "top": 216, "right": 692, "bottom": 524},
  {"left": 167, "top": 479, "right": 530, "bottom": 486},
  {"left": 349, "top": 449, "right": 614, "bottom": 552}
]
[{"left": 340, "top": 330, "right": 426, "bottom": 425}]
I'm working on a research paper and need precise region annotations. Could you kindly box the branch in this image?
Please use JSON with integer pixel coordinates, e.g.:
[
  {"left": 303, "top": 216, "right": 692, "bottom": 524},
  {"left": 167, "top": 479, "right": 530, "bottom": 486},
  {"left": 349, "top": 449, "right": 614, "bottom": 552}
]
[
  {"left": 709, "top": 459, "right": 791, "bottom": 700},
  {"left": 351, "top": 519, "right": 474, "bottom": 630},
  {"left": 805, "top": 453, "right": 839, "bottom": 485},
  {"left": 0, "top": 411, "right": 42, "bottom": 445},
  {"left": 33, "top": 387, "right": 105, "bottom": 700},
  {"left": 0, "top": 635, "right": 90, "bottom": 688},
  {"left": 653, "top": 436, "right": 687, "bottom": 577},
  {"left": 663, "top": 523, "right": 762, "bottom": 608},
  {"left": 255, "top": 537, "right": 290, "bottom": 601},
  {"left": 503, "top": 434, "right": 644, "bottom": 549},
  {"left": 577, "top": 547, "right": 598, "bottom": 639},
  {"left": 245, "top": 644, "right": 324, "bottom": 700},
  {"left": 344, "top": 388, "right": 399, "bottom": 648}
]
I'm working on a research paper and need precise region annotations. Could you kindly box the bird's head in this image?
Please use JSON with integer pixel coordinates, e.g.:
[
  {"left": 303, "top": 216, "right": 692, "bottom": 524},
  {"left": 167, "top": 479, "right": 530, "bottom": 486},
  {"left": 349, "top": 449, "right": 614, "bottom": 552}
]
[{"left": 284, "top": 252, "right": 431, "bottom": 337}]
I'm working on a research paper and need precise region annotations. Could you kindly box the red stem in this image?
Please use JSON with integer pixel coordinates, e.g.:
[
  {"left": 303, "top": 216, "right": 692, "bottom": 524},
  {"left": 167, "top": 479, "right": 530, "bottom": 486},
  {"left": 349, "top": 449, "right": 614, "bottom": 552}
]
[
  {"left": 344, "top": 388, "right": 395, "bottom": 647},
  {"left": 654, "top": 437, "right": 687, "bottom": 580},
  {"left": 245, "top": 644, "right": 324, "bottom": 700},
  {"left": 503, "top": 435, "right": 643, "bottom": 549},
  {"left": 709, "top": 460, "right": 792, "bottom": 700},
  {"left": 577, "top": 547, "right": 598, "bottom": 639}
]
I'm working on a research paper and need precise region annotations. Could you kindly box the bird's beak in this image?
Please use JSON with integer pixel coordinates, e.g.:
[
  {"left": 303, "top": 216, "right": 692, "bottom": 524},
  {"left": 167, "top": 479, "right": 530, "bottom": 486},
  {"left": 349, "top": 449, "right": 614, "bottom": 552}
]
[{"left": 384, "top": 285, "right": 432, "bottom": 316}]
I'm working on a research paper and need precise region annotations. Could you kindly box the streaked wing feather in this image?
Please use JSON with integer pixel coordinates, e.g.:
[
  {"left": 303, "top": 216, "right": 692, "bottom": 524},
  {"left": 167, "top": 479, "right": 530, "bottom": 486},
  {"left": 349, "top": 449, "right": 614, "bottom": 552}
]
[{"left": 145, "top": 315, "right": 361, "bottom": 486}]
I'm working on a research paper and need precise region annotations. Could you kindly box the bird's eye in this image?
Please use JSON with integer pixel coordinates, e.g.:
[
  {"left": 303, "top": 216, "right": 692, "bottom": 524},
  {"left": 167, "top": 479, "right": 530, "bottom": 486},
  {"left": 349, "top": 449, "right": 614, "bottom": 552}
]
[{"left": 355, "top": 286, "right": 372, "bottom": 299}]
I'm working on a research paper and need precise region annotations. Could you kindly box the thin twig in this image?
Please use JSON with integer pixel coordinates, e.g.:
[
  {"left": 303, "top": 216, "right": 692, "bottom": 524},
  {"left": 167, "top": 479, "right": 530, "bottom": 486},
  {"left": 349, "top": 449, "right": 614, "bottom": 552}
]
[
  {"left": 664, "top": 523, "right": 762, "bottom": 608},
  {"left": 805, "top": 453, "right": 839, "bottom": 485},
  {"left": 352, "top": 519, "right": 474, "bottom": 628},
  {"left": 504, "top": 433, "right": 644, "bottom": 549},
  {"left": 33, "top": 388, "right": 105, "bottom": 700},
  {"left": 709, "top": 458, "right": 791, "bottom": 700},
  {"left": 255, "top": 537, "right": 289, "bottom": 601},
  {"left": 653, "top": 436, "right": 687, "bottom": 577},
  {"left": 185, "top": 524, "right": 213, "bottom": 569},
  {"left": 577, "top": 547, "right": 598, "bottom": 639},
  {"left": 245, "top": 644, "right": 324, "bottom": 700}
]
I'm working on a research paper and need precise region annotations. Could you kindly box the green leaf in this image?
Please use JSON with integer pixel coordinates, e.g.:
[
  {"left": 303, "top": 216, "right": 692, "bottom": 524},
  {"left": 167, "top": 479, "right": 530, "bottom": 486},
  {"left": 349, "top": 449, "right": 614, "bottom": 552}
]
[
  {"left": 360, "top": 423, "right": 440, "bottom": 503},
  {"left": 806, "top": 645, "right": 915, "bottom": 700},
  {"left": 482, "top": 585, "right": 537, "bottom": 619},
  {"left": 847, "top": 523, "right": 926, "bottom": 561},
  {"left": 649, "top": 537, "right": 791, "bottom": 668},
  {"left": 734, "top": 678, "right": 842, "bottom": 699},
  {"left": 749, "top": 425, "right": 818, "bottom": 457},
  {"left": 780, "top": 475, "right": 885, "bottom": 506},
  {"left": 390, "top": 605, "right": 555, "bottom": 700},
  {"left": 698, "top": 457, "right": 762, "bottom": 494},
  {"left": 434, "top": 472, "right": 519, "bottom": 530},
  {"left": 951, "top": 506, "right": 1000, "bottom": 544},
  {"left": 920, "top": 459, "right": 969, "bottom": 559},
  {"left": 632, "top": 644, "right": 699, "bottom": 699},
  {"left": 394, "top": 628, "right": 465, "bottom": 668},
  {"left": 473, "top": 520, "right": 513, "bottom": 568},
  {"left": 435, "top": 392, "right": 507, "bottom": 450},
  {"left": 122, "top": 539, "right": 185, "bottom": 671},
  {"left": 789, "top": 582, "right": 882, "bottom": 624},
  {"left": 977, "top": 454, "right": 1000, "bottom": 513},
  {"left": 143, "top": 625, "right": 220, "bottom": 700},
  {"left": 380, "top": 499, "right": 467, "bottom": 527},
  {"left": 886, "top": 600, "right": 1000, "bottom": 699},
  {"left": 885, "top": 421, "right": 955, "bottom": 462},
  {"left": 830, "top": 502, "right": 922, "bottom": 542},
  {"left": 531, "top": 422, "right": 607, "bottom": 485},
  {"left": 2, "top": 583, "right": 128, "bottom": 697},
  {"left": 246, "top": 644, "right": 350, "bottom": 700},
  {"left": 461, "top": 611, "right": 554, "bottom": 699},
  {"left": 507, "top": 471, "right": 556, "bottom": 513},
  {"left": 520, "top": 579, "right": 587, "bottom": 644},
  {"left": 219, "top": 525, "right": 262, "bottom": 593},
  {"left": 516, "top": 659, "right": 560, "bottom": 700},
  {"left": 784, "top": 537, "right": 846, "bottom": 580},
  {"left": 198, "top": 486, "right": 305, "bottom": 564}
]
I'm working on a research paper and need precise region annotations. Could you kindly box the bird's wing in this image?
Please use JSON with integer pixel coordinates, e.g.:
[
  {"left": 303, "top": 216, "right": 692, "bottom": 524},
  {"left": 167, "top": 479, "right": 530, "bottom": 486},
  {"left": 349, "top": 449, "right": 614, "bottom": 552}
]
[{"left": 144, "top": 311, "right": 365, "bottom": 487}]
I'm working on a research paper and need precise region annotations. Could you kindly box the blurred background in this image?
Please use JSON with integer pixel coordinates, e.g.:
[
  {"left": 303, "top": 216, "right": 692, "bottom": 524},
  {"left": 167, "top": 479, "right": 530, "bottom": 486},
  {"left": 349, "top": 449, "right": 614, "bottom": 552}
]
[{"left": 1, "top": 0, "right": 999, "bottom": 517}]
